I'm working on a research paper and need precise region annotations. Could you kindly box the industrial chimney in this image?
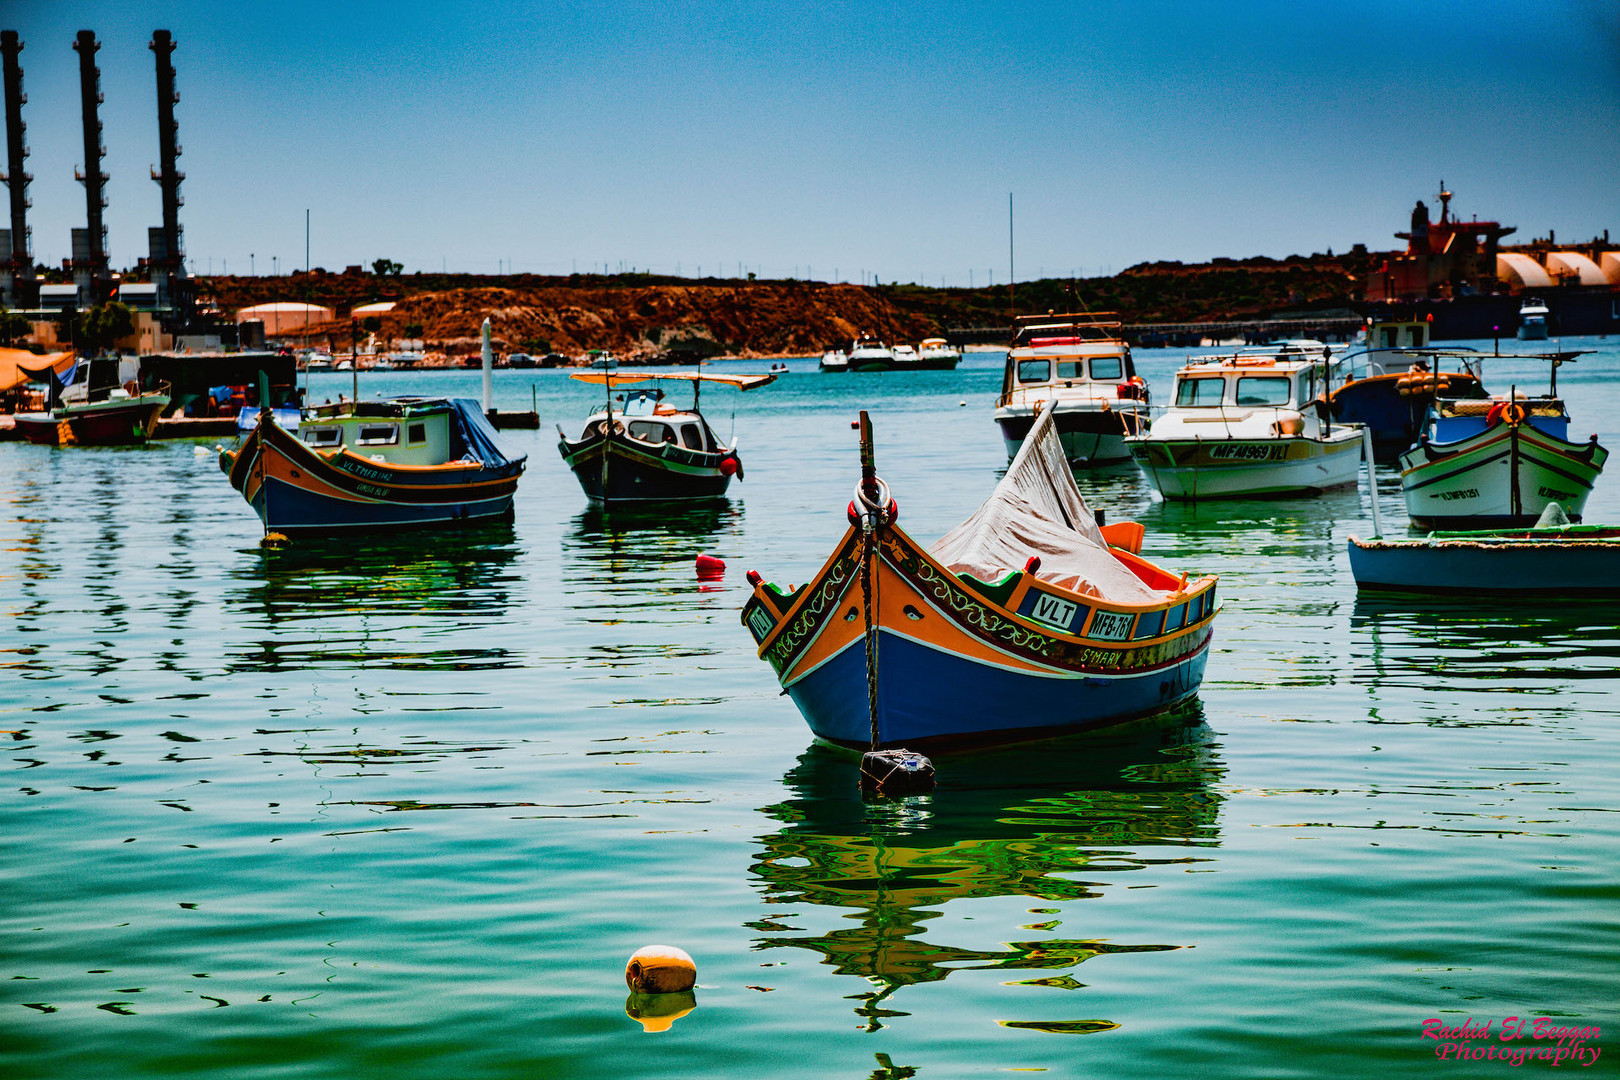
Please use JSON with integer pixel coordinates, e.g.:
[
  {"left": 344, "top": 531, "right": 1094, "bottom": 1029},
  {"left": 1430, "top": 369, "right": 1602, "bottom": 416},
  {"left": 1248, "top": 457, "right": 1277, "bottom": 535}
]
[
  {"left": 73, "top": 29, "right": 111, "bottom": 306},
  {"left": 0, "top": 30, "right": 37, "bottom": 309},
  {"left": 149, "top": 29, "right": 187, "bottom": 320}
]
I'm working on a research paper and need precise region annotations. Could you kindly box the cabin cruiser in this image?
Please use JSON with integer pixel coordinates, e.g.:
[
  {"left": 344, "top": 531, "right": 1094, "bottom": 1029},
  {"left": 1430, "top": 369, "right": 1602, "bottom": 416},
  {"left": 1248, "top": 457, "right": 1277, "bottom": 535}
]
[
  {"left": 845, "top": 335, "right": 896, "bottom": 372},
  {"left": 1517, "top": 297, "right": 1549, "bottom": 341},
  {"left": 1127, "top": 342, "right": 1363, "bottom": 498},
  {"left": 992, "top": 312, "right": 1149, "bottom": 465},
  {"left": 915, "top": 337, "right": 962, "bottom": 369}
]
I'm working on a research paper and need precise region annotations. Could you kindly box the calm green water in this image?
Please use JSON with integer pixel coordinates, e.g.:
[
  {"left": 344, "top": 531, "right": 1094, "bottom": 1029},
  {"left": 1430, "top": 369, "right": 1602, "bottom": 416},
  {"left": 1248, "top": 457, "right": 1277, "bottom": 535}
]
[{"left": 4, "top": 341, "right": 1617, "bottom": 1078}]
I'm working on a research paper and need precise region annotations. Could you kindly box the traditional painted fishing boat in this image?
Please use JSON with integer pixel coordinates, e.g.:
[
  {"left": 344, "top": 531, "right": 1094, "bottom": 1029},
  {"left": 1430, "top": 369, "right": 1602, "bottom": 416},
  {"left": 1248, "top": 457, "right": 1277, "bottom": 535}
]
[
  {"left": 742, "top": 407, "right": 1218, "bottom": 750},
  {"left": 1398, "top": 355, "right": 1605, "bottom": 527},
  {"left": 557, "top": 370, "right": 776, "bottom": 505},
  {"left": 992, "top": 312, "right": 1149, "bottom": 466},
  {"left": 1126, "top": 341, "right": 1364, "bottom": 498},
  {"left": 220, "top": 397, "right": 526, "bottom": 535}
]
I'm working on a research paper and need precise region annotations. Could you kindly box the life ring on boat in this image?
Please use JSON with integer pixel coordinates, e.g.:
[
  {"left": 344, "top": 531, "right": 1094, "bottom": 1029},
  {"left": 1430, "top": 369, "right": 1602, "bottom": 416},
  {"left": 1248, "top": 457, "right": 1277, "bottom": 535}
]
[{"left": 1486, "top": 401, "right": 1527, "bottom": 427}]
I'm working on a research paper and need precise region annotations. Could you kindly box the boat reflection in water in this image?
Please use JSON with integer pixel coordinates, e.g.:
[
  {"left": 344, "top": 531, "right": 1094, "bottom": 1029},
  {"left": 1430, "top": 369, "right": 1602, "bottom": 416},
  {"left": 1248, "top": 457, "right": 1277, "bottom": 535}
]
[
  {"left": 1348, "top": 593, "right": 1620, "bottom": 718},
  {"left": 226, "top": 522, "right": 521, "bottom": 674},
  {"left": 748, "top": 710, "right": 1224, "bottom": 1030},
  {"left": 563, "top": 502, "right": 744, "bottom": 590},
  {"left": 568, "top": 500, "right": 741, "bottom": 545}
]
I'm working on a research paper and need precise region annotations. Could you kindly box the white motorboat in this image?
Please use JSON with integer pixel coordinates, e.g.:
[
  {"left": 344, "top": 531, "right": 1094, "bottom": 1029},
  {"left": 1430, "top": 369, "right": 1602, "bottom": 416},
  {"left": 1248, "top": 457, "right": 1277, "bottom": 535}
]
[
  {"left": 1127, "top": 342, "right": 1364, "bottom": 498},
  {"left": 1517, "top": 297, "right": 1549, "bottom": 341},
  {"left": 845, "top": 335, "right": 896, "bottom": 372},
  {"left": 819, "top": 349, "right": 849, "bottom": 372},
  {"left": 915, "top": 337, "right": 962, "bottom": 369},
  {"left": 992, "top": 312, "right": 1150, "bottom": 465}
]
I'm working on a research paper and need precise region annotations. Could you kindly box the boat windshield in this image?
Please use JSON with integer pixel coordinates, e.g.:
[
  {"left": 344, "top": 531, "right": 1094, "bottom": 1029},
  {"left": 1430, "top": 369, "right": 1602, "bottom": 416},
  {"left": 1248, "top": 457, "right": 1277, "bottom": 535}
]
[
  {"left": 1090, "top": 356, "right": 1123, "bottom": 380},
  {"left": 1175, "top": 376, "right": 1225, "bottom": 407},
  {"left": 1018, "top": 359, "right": 1051, "bottom": 383},
  {"left": 1235, "top": 376, "right": 1292, "bottom": 407}
]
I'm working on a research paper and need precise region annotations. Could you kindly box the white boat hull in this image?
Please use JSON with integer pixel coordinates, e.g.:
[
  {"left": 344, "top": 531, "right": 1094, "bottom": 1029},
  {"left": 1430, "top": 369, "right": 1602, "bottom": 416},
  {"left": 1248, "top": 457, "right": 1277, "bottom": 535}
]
[
  {"left": 995, "top": 403, "right": 1149, "bottom": 465},
  {"left": 1399, "top": 421, "right": 1607, "bottom": 527},
  {"left": 1128, "top": 430, "right": 1364, "bottom": 499}
]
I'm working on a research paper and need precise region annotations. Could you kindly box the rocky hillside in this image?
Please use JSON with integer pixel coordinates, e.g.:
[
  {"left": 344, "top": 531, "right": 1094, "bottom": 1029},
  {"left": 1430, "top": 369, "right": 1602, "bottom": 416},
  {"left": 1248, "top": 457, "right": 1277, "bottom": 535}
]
[{"left": 194, "top": 253, "right": 1374, "bottom": 358}]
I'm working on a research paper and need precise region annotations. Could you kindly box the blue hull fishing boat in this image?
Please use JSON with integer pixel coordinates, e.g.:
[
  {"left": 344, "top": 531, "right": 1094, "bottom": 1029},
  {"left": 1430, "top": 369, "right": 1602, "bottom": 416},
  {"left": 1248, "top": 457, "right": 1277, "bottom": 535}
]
[
  {"left": 1348, "top": 523, "right": 1620, "bottom": 594},
  {"left": 1328, "top": 349, "right": 1486, "bottom": 461},
  {"left": 742, "top": 407, "right": 1218, "bottom": 750},
  {"left": 220, "top": 398, "right": 525, "bottom": 536}
]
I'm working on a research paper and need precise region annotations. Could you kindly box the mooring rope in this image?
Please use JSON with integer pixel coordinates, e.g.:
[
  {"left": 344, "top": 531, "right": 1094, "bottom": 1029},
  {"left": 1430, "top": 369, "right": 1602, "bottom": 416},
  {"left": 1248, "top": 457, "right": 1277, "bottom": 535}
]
[
  {"left": 853, "top": 473, "right": 890, "bottom": 750},
  {"left": 860, "top": 522, "right": 881, "bottom": 750}
]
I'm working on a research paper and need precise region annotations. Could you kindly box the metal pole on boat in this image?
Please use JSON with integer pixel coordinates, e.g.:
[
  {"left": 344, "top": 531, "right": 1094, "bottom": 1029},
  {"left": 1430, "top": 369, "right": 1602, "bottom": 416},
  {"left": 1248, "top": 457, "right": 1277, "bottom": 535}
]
[
  {"left": 601, "top": 374, "right": 614, "bottom": 506},
  {"left": 1361, "top": 424, "right": 1382, "bottom": 538},
  {"left": 481, "top": 317, "right": 493, "bottom": 414}
]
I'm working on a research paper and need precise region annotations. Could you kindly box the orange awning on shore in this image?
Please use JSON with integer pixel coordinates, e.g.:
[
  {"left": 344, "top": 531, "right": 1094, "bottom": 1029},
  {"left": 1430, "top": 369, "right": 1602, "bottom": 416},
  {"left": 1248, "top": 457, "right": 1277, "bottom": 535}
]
[{"left": 0, "top": 348, "right": 77, "bottom": 393}]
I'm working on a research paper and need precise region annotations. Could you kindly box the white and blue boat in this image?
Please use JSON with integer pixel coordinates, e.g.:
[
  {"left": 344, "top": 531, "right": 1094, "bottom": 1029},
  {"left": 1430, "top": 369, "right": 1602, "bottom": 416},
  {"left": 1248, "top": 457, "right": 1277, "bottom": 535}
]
[{"left": 1399, "top": 355, "right": 1606, "bottom": 527}]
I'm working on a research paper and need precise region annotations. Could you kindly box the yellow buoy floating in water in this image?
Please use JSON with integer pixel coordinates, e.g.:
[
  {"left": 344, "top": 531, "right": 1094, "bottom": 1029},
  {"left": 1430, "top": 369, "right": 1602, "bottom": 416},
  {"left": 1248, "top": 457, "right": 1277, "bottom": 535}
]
[
  {"left": 260, "top": 531, "right": 290, "bottom": 549},
  {"left": 625, "top": 945, "right": 696, "bottom": 993},
  {"left": 624, "top": 946, "right": 698, "bottom": 1032}
]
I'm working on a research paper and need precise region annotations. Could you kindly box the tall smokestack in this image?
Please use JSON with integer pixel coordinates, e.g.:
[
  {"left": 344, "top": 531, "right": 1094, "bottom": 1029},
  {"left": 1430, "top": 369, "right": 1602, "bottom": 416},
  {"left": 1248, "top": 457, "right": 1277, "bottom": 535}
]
[
  {"left": 1, "top": 30, "right": 37, "bottom": 309},
  {"left": 149, "top": 29, "right": 187, "bottom": 319},
  {"left": 73, "top": 29, "right": 110, "bottom": 306}
]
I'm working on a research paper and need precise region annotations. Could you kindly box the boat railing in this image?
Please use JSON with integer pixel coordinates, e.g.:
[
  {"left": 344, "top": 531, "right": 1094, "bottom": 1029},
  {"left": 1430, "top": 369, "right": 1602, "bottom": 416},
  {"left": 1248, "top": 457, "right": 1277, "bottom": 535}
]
[{"left": 1329, "top": 346, "right": 1484, "bottom": 386}]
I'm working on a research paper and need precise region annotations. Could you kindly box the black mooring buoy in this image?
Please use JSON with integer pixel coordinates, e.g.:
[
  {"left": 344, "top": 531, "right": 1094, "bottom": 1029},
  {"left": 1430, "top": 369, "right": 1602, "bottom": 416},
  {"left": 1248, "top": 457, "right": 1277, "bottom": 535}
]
[{"left": 860, "top": 748, "right": 935, "bottom": 796}]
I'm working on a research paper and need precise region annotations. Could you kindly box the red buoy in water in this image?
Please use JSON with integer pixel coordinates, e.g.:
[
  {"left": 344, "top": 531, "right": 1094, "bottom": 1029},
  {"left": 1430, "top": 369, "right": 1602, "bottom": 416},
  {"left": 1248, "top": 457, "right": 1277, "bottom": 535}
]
[{"left": 696, "top": 554, "right": 726, "bottom": 579}]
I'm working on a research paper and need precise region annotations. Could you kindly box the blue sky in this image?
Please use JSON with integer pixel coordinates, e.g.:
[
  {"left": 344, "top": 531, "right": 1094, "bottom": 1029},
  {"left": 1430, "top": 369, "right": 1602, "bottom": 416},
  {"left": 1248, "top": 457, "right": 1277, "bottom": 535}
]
[{"left": 6, "top": 0, "right": 1618, "bottom": 286}]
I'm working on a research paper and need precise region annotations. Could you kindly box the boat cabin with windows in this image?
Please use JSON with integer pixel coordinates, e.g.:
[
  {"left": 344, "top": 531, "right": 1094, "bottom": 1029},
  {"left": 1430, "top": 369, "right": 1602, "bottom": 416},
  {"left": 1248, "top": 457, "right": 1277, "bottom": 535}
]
[
  {"left": 1126, "top": 341, "right": 1365, "bottom": 499},
  {"left": 557, "top": 370, "right": 777, "bottom": 505},
  {"left": 1167, "top": 351, "right": 1327, "bottom": 415},
  {"left": 993, "top": 312, "right": 1149, "bottom": 465},
  {"left": 297, "top": 399, "right": 462, "bottom": 467}
]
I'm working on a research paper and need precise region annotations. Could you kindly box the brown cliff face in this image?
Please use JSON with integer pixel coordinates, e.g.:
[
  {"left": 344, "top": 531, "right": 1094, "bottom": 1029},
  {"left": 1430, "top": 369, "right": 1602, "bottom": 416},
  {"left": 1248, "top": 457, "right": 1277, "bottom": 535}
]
[
  {"left": 195, "top": 253, "right": 1376, "bottom": 357},
  {"left": 390, "top": 282, "right": 938, "bottom": 357},
  {"left": 203, "top": 276, "right": 939, "bottom": 359}
]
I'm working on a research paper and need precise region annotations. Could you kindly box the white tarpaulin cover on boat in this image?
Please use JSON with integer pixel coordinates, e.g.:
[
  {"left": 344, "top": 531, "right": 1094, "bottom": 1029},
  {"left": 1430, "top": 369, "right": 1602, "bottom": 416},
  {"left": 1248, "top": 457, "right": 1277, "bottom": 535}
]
[{"left": 928, "top": 407, "right": 1166, "bottom": 603}]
